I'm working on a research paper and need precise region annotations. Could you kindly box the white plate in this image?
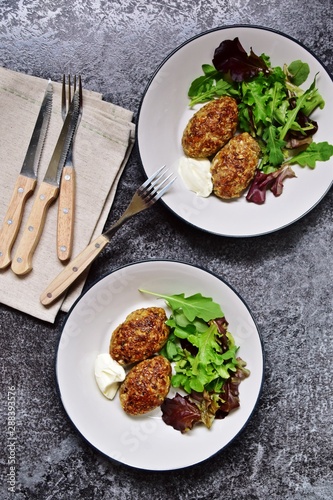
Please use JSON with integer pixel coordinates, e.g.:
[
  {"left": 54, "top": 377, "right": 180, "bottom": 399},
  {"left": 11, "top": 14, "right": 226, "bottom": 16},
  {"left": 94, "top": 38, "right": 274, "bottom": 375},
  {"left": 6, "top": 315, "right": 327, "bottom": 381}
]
[
  {"left": 56, "top": 260, "right": 264, "bottom": 471},
  {"left": 137, "top": 26, "right": 333, "bottom": 237}
]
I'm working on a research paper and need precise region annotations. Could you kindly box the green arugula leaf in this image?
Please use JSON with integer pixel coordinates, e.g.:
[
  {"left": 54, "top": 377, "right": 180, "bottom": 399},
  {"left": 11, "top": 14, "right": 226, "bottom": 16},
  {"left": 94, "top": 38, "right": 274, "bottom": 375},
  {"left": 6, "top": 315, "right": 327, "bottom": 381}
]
[
  {"left": 139, "top": 290, "right": 224, "bottom": 322},
  {"left": 241, "top": 79, "right": 269, "bottom": 125},
  {"left": 279, "top": 92, "right": 309, "bottom": 140},
  {"left": 300, "top": 87, "right": 325, "bottom": 116},
  {"left": 266, "top": 80, "right": 286, "bottom": 122},
  {"left": 187, "top": 63, "right": 238, "bottom": 107},
  {"left": 263, "top": 125, "right": 286, "bottom": 167},
  {"left": 287, "top": 141, "right": 333, "bottom": 169},
  {"left": 288, "top": 60, "right": 310, "bottom": 86},
  {"left": 170, "top": 321, "right": 239, "bottom": 394},
  {"left": 187, "top": 323, "right": 223, "bottom": 365}
]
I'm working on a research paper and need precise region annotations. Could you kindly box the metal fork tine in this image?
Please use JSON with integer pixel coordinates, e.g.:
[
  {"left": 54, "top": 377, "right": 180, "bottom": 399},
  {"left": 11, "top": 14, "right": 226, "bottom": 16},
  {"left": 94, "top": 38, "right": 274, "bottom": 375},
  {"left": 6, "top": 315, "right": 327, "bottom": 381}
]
[
  {"left": 140, "top": 165, "right": 167, "bottom": 189},
  {"left": 145, "top": 177, "right": 176, "bottom": 205},
  {"left": 61, "top": 74, "right": 75, "bottom": 120},
  {"left": 61, "top": 74, "right": 67, "bottom": 121},
  {"left": 78, "top": 75, "right": 83, "bottom": 113},
  {"left": 68, "top": 74, "right": 71, "bottom": 107},
  {"left": 154, "top": 177, "right": 176, "bottom": 200},
  {"left": 141, "top": 172, "right": 174, "bottom": 201},
  {"left": 109, "top": 166, "right": 175, "bottom": 229},
  {"left": 61, "top": 74, "right": 82, "bottom": 125},
  {"left": 151, "top": 172, "right": 173, "bottom": 191}
]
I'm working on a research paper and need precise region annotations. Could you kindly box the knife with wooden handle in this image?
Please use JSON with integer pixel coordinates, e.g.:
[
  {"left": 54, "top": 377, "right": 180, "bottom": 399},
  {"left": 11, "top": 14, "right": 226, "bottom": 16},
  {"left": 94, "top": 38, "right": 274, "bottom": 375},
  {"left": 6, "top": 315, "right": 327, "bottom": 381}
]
[
  {"left": 0, "top": 81, "right": 53, "bottom": 269},
  {"left": 11, "top": 86, "right": 81, "bottom": 276}
]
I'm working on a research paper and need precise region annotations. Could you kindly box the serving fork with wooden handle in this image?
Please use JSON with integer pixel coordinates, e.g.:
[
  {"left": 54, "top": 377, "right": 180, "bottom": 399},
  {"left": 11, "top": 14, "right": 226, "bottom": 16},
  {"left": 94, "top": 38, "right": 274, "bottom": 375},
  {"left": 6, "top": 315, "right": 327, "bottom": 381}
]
[
  {"left": 57, "top": 75, "right": 83, "bottom": 262},
  {"left": 40, "top": 166, "right": 176, "bottom": 305}
]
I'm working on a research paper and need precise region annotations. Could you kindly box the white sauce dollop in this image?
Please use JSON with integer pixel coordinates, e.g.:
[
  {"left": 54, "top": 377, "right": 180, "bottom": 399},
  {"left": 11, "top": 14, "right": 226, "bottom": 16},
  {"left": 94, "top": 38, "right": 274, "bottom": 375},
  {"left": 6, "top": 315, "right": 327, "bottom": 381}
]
[
  {"left": 178, "top": 156, "right": 213, "bottom": 197},
  {"left": 94, "top": 353, "right": 126, "bottom": 400}
]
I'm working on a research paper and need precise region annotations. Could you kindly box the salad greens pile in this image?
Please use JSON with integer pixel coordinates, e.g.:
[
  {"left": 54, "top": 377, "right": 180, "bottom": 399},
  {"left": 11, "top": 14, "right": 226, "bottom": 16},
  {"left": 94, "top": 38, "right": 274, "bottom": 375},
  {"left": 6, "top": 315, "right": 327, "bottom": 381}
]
[
  {"left": 140, "top": 290, "right": 249, "bottom": 433},
  {"left": 187, "top": 38, "right": 333, "bottom": 204}
]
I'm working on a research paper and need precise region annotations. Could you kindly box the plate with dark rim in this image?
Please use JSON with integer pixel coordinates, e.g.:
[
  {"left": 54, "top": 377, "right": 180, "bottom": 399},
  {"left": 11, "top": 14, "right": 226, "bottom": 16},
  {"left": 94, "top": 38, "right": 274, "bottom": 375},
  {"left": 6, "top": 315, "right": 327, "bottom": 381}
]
[
  {"left": 136, "top": 25, "right": 333, "bottom": 237},
  {"left": 56, "top": 260, "right": 264, "bottom": 471}
]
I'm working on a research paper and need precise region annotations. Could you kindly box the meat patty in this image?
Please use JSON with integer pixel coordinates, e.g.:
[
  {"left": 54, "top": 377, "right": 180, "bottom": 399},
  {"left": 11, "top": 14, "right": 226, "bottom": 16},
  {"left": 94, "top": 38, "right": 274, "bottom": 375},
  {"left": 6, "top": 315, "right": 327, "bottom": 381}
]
[
  {"left": 119, "top": 355, "right": 172, "bottom": 415},
  {"left": 182, "top": 96, "right": 238, "bottom": 158},
  {"left": 210, "top": 132, "right": 261, "bottom": 199},
  {"left": 109, "top": 307, "right": 170, "bottom": 365}
]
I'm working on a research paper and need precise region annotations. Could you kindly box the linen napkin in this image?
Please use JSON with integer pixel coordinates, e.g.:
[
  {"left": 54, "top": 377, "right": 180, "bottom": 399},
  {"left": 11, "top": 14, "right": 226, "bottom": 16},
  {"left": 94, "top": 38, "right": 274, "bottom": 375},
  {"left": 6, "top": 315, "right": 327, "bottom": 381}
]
[{"left": 0, "top": 67, "right": 135, "bottom": 323}]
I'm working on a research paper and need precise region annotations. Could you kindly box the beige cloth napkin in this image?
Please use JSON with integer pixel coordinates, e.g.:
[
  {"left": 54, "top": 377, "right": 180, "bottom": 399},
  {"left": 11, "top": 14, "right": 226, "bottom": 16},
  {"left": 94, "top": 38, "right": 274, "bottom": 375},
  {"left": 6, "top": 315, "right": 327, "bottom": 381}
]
[{"left": 0, "top": 68, "right": 135, "bottom": 323}]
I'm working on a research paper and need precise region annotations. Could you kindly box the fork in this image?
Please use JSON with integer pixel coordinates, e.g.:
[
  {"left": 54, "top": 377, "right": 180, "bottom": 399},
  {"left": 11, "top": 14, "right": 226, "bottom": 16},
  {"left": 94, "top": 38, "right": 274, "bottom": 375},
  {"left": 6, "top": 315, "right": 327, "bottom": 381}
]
[
  {"left": 40, "top": 165, "right": 176, "bottom": 305},
  {"left": 57, "top": 75, "right": 83, "bottom": 262}
]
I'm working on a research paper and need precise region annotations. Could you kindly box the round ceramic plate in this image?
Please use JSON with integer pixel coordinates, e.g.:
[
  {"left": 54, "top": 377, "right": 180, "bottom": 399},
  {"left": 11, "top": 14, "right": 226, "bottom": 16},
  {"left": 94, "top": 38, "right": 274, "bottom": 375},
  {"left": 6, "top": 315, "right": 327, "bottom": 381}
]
[
  {"left": 137, "top": 25, "right": 333, "bottom": 237},
  {"left": 56, "top": 260, "right": 264, "bottom": 471}
]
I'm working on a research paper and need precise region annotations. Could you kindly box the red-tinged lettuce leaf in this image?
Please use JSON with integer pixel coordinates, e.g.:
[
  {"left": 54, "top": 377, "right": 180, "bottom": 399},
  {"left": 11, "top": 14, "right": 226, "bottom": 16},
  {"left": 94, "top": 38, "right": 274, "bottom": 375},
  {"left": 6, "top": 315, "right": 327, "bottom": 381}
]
[
  {"left": 270, "top": 165, "right": 296, "bottom": 196},
  {"left": 216, "top": 360, "right": 250, "bottom": 419},
  {"left": 285, "top": 136, "right": 313, "bottom": 149},
  {"left": 190, "top": 390, "right": 221, "bottom": 429},
  {"left": 213, "top": 38, "right": 270, "bottom": 82},
  {"left": 216, "top": 377, "right": 241, "bottom": 419},
  {"left": 246, "top": 165, "right": 296, "bottom": 204},
  {"left": 161, "top": 393, "right": 201, "bottom": 433},
  {"left": 161, "top": 360, "right": 251, "bottom": 432},
  {"left": 213, "top": 317, "right": 229, "bottom": 352}
]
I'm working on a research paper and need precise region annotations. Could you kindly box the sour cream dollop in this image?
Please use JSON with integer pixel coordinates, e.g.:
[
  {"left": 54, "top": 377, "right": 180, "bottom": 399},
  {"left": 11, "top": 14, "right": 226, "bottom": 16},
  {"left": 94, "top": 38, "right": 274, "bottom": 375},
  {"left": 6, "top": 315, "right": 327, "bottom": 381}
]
[
  {"left": 94, "top": 353, "right": 126, "bottom": 400},
  {"left": 178, "top": 156, "right": 213, "bottom": 197}
]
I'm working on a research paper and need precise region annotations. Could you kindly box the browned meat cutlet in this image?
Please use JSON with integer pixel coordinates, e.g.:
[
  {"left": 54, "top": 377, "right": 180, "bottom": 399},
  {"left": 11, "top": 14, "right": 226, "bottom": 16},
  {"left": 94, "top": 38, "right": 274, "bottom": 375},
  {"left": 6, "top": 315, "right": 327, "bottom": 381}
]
[
  {"left": 210, "top": 132, "right": 261, "bottom": 199},
  {"left": 109, "top": 307, "right": 170, "bottom": 365},
  {"left": 119, "top": 355, "right": 172, "bottom": 415},
  {"left": 182, "top": 96, "right": 238, "bottom": 158}
]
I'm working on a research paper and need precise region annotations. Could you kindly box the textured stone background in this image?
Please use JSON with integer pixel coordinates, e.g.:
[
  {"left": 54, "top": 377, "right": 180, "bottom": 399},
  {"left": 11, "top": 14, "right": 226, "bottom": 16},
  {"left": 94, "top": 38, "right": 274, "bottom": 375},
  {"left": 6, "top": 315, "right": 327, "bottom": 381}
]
[{"left": 0, "top": 1, "right": 332, "bottom": 499}]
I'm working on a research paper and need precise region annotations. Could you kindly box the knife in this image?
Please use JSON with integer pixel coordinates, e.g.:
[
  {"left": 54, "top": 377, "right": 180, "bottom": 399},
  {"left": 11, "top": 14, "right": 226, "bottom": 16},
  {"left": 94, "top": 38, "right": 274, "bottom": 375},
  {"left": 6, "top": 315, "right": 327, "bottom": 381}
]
[
  {"left": 11, "top": 86, "right": 81, "bottom": 276},
  {"left": 0, "top": 81, "right": 53, "bottom": 269}
]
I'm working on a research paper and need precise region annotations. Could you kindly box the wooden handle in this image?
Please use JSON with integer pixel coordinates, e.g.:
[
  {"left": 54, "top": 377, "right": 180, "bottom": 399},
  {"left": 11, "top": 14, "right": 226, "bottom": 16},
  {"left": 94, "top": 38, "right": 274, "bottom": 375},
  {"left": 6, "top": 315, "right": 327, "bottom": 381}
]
[
  {"left": 11, "top": 181, "right": 59, "bottom": 275},
  {"left": 0, "top": 175, "right": 37, "bottom": 269},
  {"left": 40, "top": 233, "right": 109, "bottom": 305},
  {"left": 57, "top": 165, "right": 75, "bottom": 261}
]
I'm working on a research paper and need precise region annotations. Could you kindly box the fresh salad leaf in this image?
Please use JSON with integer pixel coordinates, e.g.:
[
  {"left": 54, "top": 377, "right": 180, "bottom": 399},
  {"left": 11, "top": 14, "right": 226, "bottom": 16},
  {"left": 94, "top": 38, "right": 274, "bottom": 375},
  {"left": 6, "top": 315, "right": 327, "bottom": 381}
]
[
  {"left": 287, "top": 60, "right": 310, "bottom": 87},
  {"left": 212, "top": 37, "right": 270, "bottom": 82},
  {"left": 138, "top": 290, "right": 223, "bottom": 322},
  {"left": 216, "top": 366, "right": 249, "bottom": 419},
  {"left": 246, "top": 165, "right": 296, "bottom": 204},
  {"left": 161, "top": 393, "right": 201, "bottom": 433},
  {"left": 287, "top": 141, "right": 333, "bottom": 169},
  {"left": 279, "top": 78, "right": 319, "bottom": 140},
  {"left": 187, "top": 64, "right": 237, "bottom": 107},
  {"left": 140, "top": 290, "right": 250, "bottom": 432},
  {"left": 185, "top": 38, "right": 333, "bottom": 203}
]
